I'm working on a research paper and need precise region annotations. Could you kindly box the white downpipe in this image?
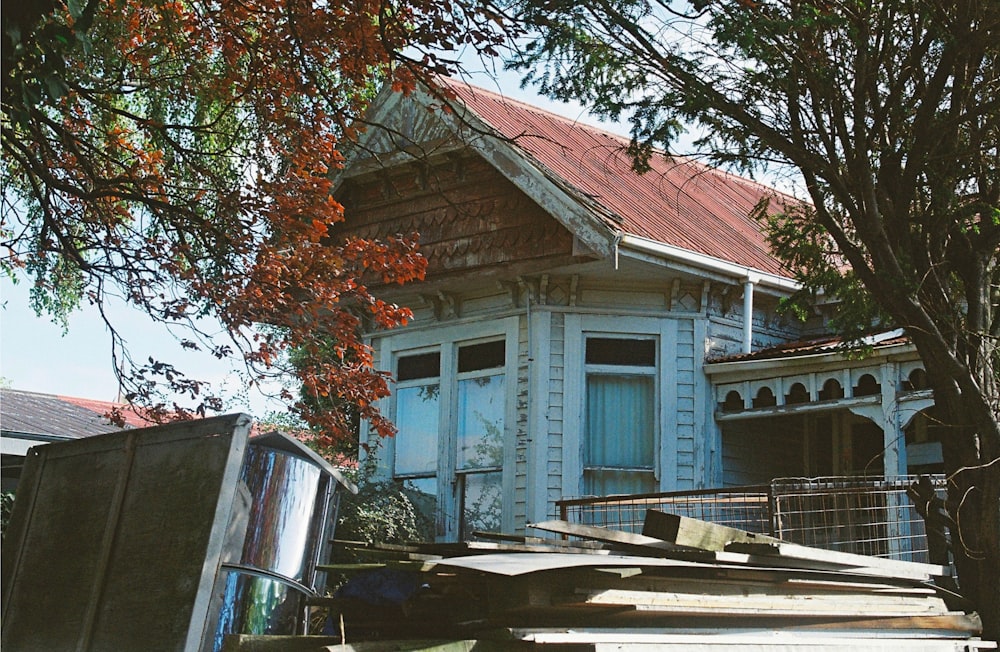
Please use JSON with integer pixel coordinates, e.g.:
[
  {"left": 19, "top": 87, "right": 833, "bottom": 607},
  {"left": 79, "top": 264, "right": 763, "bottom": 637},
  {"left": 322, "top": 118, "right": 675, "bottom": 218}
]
[{"left": 743, "top": 277, "right": 757, "bottom": 354}]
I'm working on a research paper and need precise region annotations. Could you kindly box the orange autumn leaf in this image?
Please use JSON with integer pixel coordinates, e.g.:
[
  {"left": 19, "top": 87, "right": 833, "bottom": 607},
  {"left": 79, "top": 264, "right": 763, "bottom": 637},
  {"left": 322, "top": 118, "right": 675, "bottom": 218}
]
[{"left": 3, "top": 0, "right": 512, "bottom": 443}]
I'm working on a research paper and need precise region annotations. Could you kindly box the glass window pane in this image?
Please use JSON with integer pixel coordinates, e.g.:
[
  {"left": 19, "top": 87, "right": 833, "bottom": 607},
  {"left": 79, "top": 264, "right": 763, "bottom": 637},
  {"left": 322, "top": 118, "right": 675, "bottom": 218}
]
[
  {"left": 586, "top": 338, "right": 655, "bottom": 366},
  {"left": 457, "top": 374, "right": 504, "bottom": 469},
  {"left": 457, "top": 340, "right": 504, "bottom": 372},
  {"left": 397, "top": 352, "right": 440, "bottom": 381},
  {"left": 460, "top": 471, "right": 502, "bottom": 538},
  {"left": 394, "top": 384, "right": 439, "bottom": 476},
  {"left": 401, "top": 477, "right": 437, "bottom": 540},
  {"left": 585, "top": 374, "right": 654, "bottom": 468}
]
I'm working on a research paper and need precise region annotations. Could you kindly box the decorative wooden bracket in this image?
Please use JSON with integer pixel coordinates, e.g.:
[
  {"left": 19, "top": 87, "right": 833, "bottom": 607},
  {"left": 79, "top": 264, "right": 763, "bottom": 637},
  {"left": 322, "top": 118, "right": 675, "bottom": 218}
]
[{"left": 420, "top": 291, "right": 458, "bottom": 320}]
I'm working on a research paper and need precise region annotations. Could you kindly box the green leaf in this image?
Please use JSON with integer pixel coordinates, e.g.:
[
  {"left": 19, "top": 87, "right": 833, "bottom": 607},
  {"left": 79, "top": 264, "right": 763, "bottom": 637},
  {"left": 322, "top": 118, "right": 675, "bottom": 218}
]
[
  {"left": 67, "top": 0, "right": 84, "bottom": 19},
  {"left": 43, "top": 74, "right": 68, "bottom": 101},
  {"left": 76, "top": 30, "right": 94, "bottom": 56}
]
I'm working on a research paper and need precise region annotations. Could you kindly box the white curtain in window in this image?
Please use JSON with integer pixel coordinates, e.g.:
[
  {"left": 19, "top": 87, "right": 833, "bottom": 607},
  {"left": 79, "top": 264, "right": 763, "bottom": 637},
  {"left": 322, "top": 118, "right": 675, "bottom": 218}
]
[{"left": 585, "top": 374, "right": 655, "bottom": 495}]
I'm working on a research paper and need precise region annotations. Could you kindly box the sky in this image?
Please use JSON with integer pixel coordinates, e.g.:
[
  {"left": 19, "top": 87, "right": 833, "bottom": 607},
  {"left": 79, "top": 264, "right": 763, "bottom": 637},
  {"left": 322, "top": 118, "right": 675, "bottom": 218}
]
[
  {"left": 0, "top": 277, "right": 281, "bottom": 414},
  {"left": 0, "top": 65, "right": 621, "bottom": 417}
]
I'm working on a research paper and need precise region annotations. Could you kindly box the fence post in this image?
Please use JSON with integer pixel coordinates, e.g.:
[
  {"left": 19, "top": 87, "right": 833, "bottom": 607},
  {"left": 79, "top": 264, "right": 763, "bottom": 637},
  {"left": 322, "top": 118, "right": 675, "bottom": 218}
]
[
  {"left": 885, "top": 480, "right": 911, "bottom": 559},
  {"left": 767, "top": 481, "right": 779, "bottom": 538}
]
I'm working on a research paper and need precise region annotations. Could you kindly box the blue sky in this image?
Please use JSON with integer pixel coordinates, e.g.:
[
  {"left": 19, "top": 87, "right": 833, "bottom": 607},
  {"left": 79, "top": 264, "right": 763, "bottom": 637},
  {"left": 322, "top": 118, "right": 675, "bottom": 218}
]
[{"left": 0, "top": 276, "right": 278, "bottom": 413}]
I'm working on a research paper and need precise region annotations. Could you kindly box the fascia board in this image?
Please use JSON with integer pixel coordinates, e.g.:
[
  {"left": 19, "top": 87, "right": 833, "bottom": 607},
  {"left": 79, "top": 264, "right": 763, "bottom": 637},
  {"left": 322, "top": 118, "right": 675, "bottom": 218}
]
[
  {"left": 617, "top": 246, "right": 772, "bottom": 290},
  {"left": 331, "top": 87, "right": 440, "bottom": 192},
  {"left": 443, "top": 111, "right": 618, "bottom": 258},
  {"left": 1, "top": 432, "right": 75, "bottom": 456},
  {"left": 620, "top": 234, "right": 799, "bottom": 293}
]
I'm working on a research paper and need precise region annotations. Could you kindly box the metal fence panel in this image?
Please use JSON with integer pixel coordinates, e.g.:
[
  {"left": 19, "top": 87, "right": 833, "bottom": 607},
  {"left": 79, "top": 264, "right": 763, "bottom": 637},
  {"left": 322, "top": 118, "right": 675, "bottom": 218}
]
[
  {"left": 558, "top": 486, "right": 771, "bottom": 534},
  {"left": 769, "top": 476, "right": 945, "bottom": 563},
  {"left": 556, "top": 475, "right": 947, "bottom": 564}
]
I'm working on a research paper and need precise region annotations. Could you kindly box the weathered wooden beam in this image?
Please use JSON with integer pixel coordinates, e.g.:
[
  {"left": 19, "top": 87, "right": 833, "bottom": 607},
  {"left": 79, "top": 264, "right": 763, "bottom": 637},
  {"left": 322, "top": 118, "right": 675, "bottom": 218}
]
[
  {"left": 578, "top": 587, "right": 949, "bottom": 617},
  {"left": 221, "top": 636, "right": 484, "bottom": 652},
  {"left": 641, "top": 508, "right": 949, "bottom": 581},
  {"left": 641, "top": 509, "right": 782, "bottom": 551},
  {"left": 506, "top": 626, "right": 992, "bottom": 648},
  {"left": 528, "top": 520, "right": 678, "bottom": 551},
  {"left": 725, "top": 542, "right": 950, "bottom": 581}
]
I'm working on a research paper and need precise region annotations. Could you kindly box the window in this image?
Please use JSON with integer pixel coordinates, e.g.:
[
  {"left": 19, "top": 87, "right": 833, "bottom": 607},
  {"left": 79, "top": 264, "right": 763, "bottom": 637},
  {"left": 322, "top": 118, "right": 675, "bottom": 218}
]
[
  {"left": 389, "top": 330, "right": 511, "bottom": 541},
  {"left": 455, "top": 340, "right": 504, "bottom": 539},
  {"left": 583, "top": 337, "right": 657, "bottom": 496},
  {"left": 393, "top": 351, "right": 440, "bottom": 529}
]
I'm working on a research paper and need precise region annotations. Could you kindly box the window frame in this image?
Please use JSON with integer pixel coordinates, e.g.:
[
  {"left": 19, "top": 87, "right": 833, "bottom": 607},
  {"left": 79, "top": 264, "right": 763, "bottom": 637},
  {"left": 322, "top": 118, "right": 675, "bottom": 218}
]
[
  {"left": 454, "top": 341, "right": 506, "bottom": 539},
  {"left": 392, "top": 347, "right": 441, "bottom": 480},
  {"left": 381, "top": 318, "right": 518, "bottom": 541},
  {"left": 564, "top": 314, "right": 678, "bottom": 498},
  {"left": 583, "top": 354, "right": 658, "bottom": 495}
]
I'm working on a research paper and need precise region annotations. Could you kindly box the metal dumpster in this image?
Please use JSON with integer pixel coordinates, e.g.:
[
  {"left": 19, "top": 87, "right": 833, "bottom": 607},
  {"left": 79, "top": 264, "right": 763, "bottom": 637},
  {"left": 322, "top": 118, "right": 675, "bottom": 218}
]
[{"left": 1, "top": 414, "right": 355, "bottom": 652}]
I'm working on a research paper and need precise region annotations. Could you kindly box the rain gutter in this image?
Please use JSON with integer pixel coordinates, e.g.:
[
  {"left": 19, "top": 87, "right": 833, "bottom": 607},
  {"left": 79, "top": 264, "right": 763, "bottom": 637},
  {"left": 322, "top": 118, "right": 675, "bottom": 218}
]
[
  {"left": 618, "top": 234, "right": 800, "bottom": 292},
  {"left": 618, "top": 234, "right": 801, "bottom": 354}
]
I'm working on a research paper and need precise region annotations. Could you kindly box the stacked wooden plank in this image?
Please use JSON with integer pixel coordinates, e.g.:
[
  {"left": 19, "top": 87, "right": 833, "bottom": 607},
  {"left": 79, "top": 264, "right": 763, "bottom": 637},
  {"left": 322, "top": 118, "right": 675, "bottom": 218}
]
[{"left": 223, "top": 513, "right": 995, "bottom": 651}]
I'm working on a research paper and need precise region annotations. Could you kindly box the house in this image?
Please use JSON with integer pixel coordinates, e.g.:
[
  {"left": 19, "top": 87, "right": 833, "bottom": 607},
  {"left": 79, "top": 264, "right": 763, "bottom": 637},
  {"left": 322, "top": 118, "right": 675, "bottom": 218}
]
[
  {"left": 0, "top": 388, "right": 153, "bottom": 490},
  {"left": 331, "top": 80, "right": 941, "bottom": 542}
]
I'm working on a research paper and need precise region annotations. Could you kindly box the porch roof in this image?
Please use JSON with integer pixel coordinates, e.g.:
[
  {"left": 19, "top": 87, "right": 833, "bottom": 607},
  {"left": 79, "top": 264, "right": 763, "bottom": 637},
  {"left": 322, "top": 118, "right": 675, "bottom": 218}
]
[{"left": 707, "top": 328, "right": 910, "bottom": 365}]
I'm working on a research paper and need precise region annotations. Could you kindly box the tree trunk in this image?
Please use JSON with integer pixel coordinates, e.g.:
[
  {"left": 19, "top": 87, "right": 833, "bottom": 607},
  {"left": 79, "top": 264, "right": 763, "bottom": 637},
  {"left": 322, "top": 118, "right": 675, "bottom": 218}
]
[{"left": 921, "top": 354, "right": 1000, "bottom": 642}]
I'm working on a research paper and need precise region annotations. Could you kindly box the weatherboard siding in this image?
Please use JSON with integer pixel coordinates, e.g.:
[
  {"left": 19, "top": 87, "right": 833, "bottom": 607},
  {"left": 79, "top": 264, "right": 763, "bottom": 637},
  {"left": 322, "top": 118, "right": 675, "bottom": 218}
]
[
  {"left": 514, "top": 313, "right": 530, "bottom": 531},
  {"left": 673, "top": 319, "right": 697, "bottom": 489}
]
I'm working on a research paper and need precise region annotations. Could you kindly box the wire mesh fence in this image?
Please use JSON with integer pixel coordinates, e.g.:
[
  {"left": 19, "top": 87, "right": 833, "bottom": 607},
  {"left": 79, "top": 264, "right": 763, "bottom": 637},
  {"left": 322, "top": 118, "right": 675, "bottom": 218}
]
[
  {"left": 769, "top": 476, "right": 944, "bottom": 562},
  {"left": 556, "top": 475, "right": 947, "bottom": 564},
  {"left": 558, "top": 485, "right": 771, "bottom": 534}
]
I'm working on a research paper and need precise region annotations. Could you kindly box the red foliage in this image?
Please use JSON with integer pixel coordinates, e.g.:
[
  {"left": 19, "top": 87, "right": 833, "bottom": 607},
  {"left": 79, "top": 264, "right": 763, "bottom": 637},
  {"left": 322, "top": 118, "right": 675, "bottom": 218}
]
[{"left": 2, "top": 0, "right": 513, "bottom": 443}]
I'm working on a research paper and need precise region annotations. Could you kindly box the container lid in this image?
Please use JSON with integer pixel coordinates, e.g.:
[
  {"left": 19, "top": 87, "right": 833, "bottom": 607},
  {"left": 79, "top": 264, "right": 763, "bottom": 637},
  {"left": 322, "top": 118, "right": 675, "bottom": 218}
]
[{"left": 250, "top": 431, "right": 358, "bottom": 494}]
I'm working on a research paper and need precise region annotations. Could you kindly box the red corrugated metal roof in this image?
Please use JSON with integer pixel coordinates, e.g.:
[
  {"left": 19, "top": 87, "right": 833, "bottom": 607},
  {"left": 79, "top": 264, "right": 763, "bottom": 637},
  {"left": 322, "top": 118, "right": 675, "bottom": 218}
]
[
  {"left": 707, "top": 329, "right": 910, "bottom": 363},
  {"left": 443, "top": 80, "right": 794, "bottom": 277},
  {"left": 58, "top": 394, "right": 155, "bottom": 429}
]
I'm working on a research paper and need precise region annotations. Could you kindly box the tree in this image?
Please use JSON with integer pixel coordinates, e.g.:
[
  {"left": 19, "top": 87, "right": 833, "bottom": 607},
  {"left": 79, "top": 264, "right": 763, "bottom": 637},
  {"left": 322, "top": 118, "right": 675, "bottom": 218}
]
[
  {"left": 2, "top": 0, "right": 512, "bottom": 443},
  {"left": 511, "top": 0, "right": 999, "bottom": 636}
]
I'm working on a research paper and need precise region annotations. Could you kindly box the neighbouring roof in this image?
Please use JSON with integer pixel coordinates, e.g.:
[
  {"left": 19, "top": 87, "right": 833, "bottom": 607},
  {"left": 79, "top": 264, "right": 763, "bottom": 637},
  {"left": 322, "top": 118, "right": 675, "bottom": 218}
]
[
  {"left": 0, "top": 388, "right": 153, "bottom": 440},
  {"left": 439, "top": 80, "right": 796, "bottom": 278},
  {"left": 707, "top": 328, "right": 910, "bottom": 364}
]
